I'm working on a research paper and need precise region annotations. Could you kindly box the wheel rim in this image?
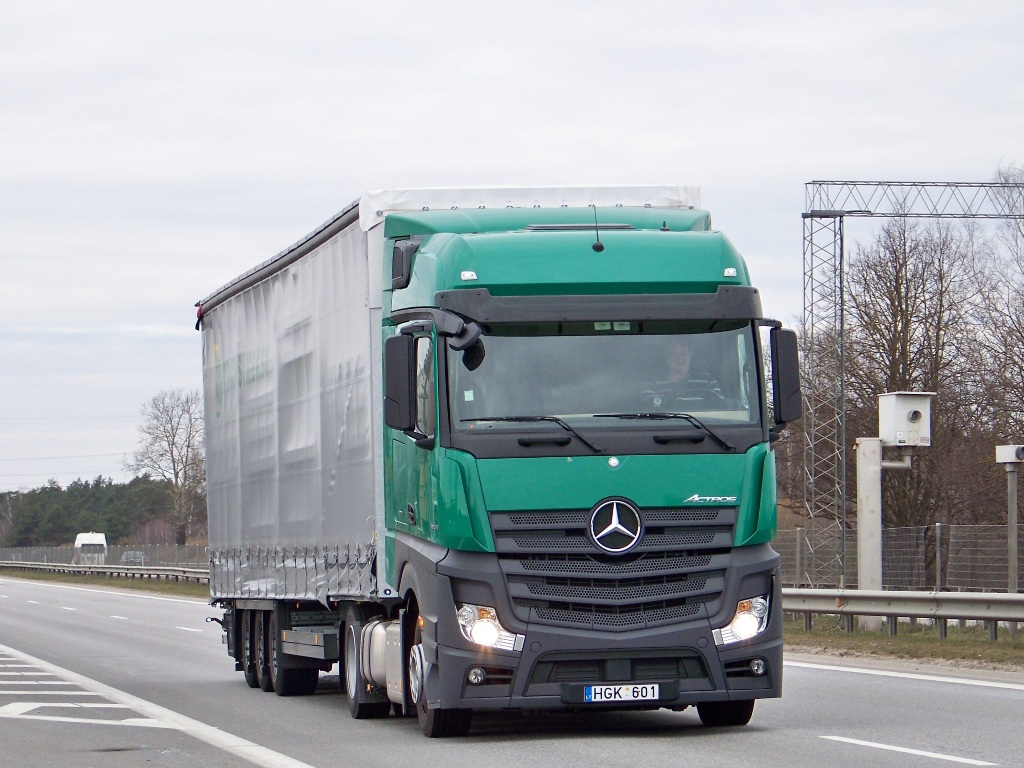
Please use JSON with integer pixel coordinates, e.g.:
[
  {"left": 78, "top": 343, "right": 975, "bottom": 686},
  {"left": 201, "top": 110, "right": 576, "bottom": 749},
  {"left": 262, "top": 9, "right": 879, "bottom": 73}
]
[
  {"left": 269, "top": 616, "right": 278, "bottom": 681},
  {"left": 257, "top": 614, "right": 267, "bottom": 670},
  {"left": 345, "top": 626, "right": 358, "bottom": 698},
  {"left": 408, "top": 643, "right": 424, "bottom": 705},
  {"left": 242, "top": 614, "right": 252, "bottom": 665}
]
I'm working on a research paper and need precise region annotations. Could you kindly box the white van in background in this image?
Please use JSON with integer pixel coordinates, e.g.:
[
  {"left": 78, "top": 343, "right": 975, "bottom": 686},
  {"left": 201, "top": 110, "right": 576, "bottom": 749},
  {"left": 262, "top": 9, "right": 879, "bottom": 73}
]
[{"left": 73, "top": 532, "right": 107, "bottom": 565}]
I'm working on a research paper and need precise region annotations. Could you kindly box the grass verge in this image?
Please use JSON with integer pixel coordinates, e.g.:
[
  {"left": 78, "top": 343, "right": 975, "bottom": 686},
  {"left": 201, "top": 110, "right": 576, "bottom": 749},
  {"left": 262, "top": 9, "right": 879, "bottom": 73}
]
[
  {"left": 785, "top": 614, "right": 1024, "bottom": 670},
  {"left": 0, "top": 568, "right": 210, "bottom": 600}
]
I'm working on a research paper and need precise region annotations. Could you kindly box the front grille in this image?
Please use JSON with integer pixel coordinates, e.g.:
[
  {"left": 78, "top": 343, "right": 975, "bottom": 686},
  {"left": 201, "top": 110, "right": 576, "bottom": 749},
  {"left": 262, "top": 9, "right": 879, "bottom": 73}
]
[{"left": 493, "top": 506, "right": 735, "bottom": 631}]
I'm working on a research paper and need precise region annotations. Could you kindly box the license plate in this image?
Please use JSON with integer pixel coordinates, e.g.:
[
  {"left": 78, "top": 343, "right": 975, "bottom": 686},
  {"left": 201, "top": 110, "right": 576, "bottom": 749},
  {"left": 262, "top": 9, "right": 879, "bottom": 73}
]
[{"left": 584, "top": 683, "right": 660, "bottom": 703}]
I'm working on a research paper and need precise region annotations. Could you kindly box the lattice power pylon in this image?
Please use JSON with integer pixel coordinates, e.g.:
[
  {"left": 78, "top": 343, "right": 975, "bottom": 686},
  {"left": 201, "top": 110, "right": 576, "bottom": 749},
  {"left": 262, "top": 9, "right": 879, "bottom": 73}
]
[{"left": 801, "top": 180, "right": 1024, "bottom": 586}]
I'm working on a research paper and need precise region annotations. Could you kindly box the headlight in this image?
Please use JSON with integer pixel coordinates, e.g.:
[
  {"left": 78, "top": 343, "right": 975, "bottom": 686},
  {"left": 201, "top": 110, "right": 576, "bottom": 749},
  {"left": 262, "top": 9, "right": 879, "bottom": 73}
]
[
  {"left": 713, "top": 594, "right": 771, "bottom": 646},
  {"left": 456, "top": 604, "right": 525, "bottom": 652}
]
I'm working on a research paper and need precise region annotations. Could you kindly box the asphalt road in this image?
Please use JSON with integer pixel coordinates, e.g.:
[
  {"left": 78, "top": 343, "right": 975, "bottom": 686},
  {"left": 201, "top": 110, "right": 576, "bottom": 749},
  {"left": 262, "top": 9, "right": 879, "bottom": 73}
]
[{"left": 1, "top": 575, "right": 1021, "bottom": 768}]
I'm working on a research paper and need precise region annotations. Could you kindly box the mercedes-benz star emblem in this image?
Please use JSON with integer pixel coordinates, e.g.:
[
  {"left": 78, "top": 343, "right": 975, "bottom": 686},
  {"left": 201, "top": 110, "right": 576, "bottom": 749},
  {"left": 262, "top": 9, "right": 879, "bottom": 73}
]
[{"left": 589, "top": 499, "right": 643, "bottom": 554}]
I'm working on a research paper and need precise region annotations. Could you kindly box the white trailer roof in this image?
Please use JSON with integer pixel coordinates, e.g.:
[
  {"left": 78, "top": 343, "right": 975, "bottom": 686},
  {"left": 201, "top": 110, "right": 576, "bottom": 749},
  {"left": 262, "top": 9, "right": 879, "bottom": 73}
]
[{"left": 358, "top": 185, "right": 701, "bottom": 231}]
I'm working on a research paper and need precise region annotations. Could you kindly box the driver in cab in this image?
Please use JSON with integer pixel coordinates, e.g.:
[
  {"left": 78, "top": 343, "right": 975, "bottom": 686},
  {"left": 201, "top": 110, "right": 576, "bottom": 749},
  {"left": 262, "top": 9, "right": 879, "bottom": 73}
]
[{"left": 647, "top": 337, "right": 721, "bottom": 409}]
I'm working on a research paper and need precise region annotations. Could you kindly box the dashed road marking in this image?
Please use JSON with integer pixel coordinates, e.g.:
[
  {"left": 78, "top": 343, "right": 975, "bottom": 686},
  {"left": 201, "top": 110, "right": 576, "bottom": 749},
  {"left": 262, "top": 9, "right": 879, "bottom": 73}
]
[
  {"left": 787, "top": 660, "right": 1024, "bottom": 692},
  {"left": 822, "top": 736, "right": 997, "bottom": 766}
]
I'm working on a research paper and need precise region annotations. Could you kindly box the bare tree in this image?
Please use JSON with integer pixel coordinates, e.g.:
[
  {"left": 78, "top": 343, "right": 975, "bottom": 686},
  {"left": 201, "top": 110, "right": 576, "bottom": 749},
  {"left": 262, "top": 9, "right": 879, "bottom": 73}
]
[
  {"left": 0, "top": 491, "right": 17, "bottom": 541},
  {"left": 844, "top": 217, "right": 998, "bottom": 527},
  {"left": 127, "top": 389, "right": 206, "bottom": 545},
  {"left": 980, "top": 163, "right": 1024, "bottom": 439}
]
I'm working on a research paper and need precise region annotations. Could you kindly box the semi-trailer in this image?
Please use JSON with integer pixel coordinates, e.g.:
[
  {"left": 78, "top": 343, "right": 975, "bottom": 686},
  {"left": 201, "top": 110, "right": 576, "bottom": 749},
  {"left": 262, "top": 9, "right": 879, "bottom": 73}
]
[{"left": 196, "top": 185, "right": 802, "bottom": 737}]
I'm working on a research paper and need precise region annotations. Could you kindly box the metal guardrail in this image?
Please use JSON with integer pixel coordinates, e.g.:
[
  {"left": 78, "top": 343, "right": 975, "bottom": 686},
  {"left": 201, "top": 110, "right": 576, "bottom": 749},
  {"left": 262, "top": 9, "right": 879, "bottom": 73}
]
[
  {"left": 0, "top": 561, "right": 208, "bottom": 584},
  {"left": 783, "top": 587, "right": 1024, "bottom": 639},
  {"left": 2, "top": 564, "right": 1020, "bottom": 639}
]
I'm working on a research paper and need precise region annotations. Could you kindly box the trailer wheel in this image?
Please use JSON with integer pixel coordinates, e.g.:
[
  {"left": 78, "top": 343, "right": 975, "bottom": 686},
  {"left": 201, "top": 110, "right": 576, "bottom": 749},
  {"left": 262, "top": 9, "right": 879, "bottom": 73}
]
[
  {"left": 269, "top": 611, "right": 319, "bottom": 697},
  {"left": 343, "top": 606, "right": 390, "bottom": 718},
  {"left": 256, "top": 610, "right": 274, "bottom": 692},
  {"left": 410, "top": 619, "right": 471, "bottom": 737},
  {"left": 697, "top": 699, "right": 755, "bottom": 727},
  {"left": 240, "top": 610, "right": 260, "bottom": 688}
]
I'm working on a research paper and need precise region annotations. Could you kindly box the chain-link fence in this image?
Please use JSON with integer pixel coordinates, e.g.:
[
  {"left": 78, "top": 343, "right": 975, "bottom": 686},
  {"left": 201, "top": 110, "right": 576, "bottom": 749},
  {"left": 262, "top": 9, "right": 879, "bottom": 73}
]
[
  {"left": 1, "top": 525, "right": 1020, "bottom": 593},
  {"left": 776, "top": 522, "right": 1023, "bottom": 591},
  {"left": 0, "top": 544, "right": 207, "bottom": 568}
]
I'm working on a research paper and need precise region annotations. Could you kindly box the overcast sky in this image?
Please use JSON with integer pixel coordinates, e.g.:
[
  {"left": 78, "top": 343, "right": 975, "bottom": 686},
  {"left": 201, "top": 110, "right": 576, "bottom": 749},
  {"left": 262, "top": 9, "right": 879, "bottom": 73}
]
[{"left": 1, "top": 1, "right": 1022, "bottom": 492}]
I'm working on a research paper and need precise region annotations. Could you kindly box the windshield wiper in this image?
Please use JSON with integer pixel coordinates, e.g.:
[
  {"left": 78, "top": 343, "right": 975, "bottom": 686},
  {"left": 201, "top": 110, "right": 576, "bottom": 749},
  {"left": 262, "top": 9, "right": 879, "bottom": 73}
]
[
  {"left": 593, "top": 412, "right": 735, "bottom": 451},
  {"left": 461, "top": 416, "right": 603, "bottom": 453}
]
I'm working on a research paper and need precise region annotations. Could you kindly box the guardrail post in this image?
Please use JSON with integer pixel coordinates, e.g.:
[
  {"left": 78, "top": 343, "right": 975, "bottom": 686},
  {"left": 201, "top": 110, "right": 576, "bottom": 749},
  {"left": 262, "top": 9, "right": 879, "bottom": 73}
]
[{"left": 937, "top": 618, "right": 947, "bottom": 639}]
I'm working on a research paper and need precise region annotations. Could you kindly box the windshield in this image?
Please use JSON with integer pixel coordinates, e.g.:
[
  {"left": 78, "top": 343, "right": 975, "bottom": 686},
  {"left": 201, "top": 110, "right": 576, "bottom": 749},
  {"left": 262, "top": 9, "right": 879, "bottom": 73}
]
[{"left": 449, "top": 322, "right": 762, "bottom": 432}]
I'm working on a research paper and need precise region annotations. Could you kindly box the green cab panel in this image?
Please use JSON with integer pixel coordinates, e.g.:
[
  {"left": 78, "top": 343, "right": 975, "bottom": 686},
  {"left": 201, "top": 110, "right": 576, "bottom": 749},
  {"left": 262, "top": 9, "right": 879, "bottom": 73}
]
[{"left": 471, "top": 444, "right": 775, "bottom": 548}]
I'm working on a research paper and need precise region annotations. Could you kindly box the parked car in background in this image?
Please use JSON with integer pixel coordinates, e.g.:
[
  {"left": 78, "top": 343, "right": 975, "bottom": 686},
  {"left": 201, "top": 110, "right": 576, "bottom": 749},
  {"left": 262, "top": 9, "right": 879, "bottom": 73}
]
[{"left": 120, "top": 550, "right": 147, "bottom": 567}]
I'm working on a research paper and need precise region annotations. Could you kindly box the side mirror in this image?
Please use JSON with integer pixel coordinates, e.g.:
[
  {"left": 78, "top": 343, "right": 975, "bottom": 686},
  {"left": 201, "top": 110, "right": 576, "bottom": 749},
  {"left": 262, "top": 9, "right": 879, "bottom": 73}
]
[
  {"left": 770, "top": 328, "right": 802, "bottom": 425},
  {"left": 384, "top": 334, "right": 416, "bottom": 431},
  {"left": 392, "top": 241, "right": 419, "bottom": 290}
]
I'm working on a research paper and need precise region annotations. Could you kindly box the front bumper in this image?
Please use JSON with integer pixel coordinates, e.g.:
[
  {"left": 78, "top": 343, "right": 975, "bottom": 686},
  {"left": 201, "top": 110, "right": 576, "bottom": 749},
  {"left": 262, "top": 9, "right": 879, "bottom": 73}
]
[{"left": 414, "top": 542, "right": 783, "bottom": 711}]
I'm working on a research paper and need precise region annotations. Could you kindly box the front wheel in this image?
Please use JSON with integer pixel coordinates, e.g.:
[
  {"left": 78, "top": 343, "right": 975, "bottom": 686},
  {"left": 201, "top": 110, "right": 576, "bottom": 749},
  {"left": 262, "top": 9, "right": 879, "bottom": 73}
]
[
  {"left": 697, "top": 699, "right": 755, "bottom": 727},
  {"left": 409, "top": 620, "right": 471, "bottom": 737}
]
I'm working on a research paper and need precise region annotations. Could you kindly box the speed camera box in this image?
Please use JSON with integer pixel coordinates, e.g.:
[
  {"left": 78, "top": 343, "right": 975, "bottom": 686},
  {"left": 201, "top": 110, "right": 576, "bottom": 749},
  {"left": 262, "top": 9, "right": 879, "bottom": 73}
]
[{"left": 879, "top": 392, "right": 934, "bottom": 447}]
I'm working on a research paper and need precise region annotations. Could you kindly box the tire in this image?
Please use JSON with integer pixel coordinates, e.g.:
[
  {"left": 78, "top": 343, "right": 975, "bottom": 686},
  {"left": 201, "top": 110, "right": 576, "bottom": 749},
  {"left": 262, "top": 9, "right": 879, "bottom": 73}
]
[
  {"left": 269, "top": 611, "right": 319, "bottom": 697},
  {"left": 343, "top": 606, "right": 390, "bottom": 719},
  {"left": 255, "top": 610, "right": 274, "bottom": 692},
  {"left": 409, "top": 618, "right": 471, "bottom": 737},
  {"left": 240, "top": 610, "right": 260, "bottom": 689},
  {"left": 697, "top": 699, "right": 755, "bottom": 727}
]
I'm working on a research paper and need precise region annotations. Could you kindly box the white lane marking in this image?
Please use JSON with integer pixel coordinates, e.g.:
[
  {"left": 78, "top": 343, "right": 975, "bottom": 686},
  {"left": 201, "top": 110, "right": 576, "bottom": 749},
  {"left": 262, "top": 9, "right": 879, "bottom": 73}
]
[
  {"left": 0, "top": 691, "right": 102, "bottom": 696},
  {"left": 822, "top": 736, "right": 997, "bottom": 766},
  {"left": 61, "top": 606, "right": 77, "bottom": 611},
  {"left": 1, "top": 702, "right": 131, "bottom": 715},
  {"left": 27, "top": 600, "right": 39, "bottom": 604},
  {"left": 786, "top": 660, "right": 1024, "bottom": 692},
  {"left": 0, "top": 710, "right": 175, "bottom": 727},
  {"left": 0, "top": 672, "right": 55, "bottom": 676},
  {"left": 0, "top": 643, "right": 317, "bottom": 768},
  {"left": 2, "top": 580, "right": 204, "bottom": 605},
  {"left": 109, "top": 615, "right": 130, "bottom": 620},
  {"left": 0, "top": 681, "right": 79, "bottom": 685},
  {"left": 176, "top": 627, "right": 202, "bottom": 633}
]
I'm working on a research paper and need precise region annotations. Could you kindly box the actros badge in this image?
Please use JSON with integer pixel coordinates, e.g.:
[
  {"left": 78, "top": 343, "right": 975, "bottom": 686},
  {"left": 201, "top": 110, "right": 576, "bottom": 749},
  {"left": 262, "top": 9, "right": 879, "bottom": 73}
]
[{"left": 589, "top": 498, "right": 643, "bottom": 554}]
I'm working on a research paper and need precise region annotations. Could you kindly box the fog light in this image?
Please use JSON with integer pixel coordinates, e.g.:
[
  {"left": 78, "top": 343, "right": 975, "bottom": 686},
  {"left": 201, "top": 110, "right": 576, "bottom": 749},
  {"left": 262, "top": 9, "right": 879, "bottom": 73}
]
[
  {"left": 467, "top": 666, "right": 487, "bottom": 685},
  {"left": 749, "top": 658, "right": 767, "bottom": 676}
]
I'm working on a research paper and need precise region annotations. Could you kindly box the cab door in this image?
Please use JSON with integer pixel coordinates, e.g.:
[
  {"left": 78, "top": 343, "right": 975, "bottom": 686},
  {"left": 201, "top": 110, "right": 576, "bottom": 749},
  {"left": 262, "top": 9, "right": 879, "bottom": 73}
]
[{"left": 388, "top": 330, "right": 439, "bottom": 542}]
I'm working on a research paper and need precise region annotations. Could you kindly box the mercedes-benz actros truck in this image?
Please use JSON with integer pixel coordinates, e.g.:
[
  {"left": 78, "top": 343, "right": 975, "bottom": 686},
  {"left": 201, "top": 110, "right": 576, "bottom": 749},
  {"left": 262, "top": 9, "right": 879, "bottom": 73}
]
[{"left": 196, "top": 186, "right": 802, "bottom": 737}]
